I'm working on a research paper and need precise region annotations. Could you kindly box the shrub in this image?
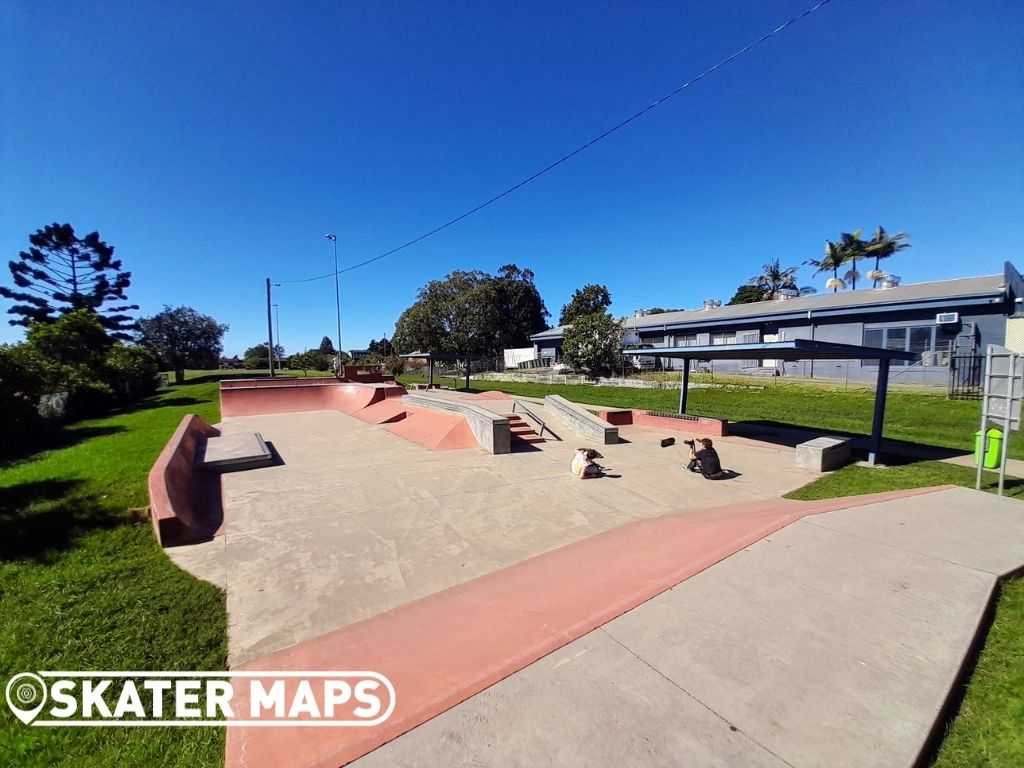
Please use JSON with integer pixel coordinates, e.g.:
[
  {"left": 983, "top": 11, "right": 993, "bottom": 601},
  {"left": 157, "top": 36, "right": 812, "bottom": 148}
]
[
  {"left": 105, "top": 344, "right": 160, "bottom": 400},
  {"left": 382, "top": 355, "right": 405, "bottom": 376}
]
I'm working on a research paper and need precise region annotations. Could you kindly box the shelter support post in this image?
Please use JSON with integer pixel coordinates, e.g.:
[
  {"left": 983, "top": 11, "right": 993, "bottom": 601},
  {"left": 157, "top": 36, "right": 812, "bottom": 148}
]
[
  {"left": 868, "top": 359, "right": 890, "bottom": 465},
  {"left": 678, "top": 359, "right": 690, "bottom": 414},
  {"left": 465, "top": 357, "right": 470, "bottom": 391},
  {"left": 428, "top": 359, "right": 434, "bottom": 388}
]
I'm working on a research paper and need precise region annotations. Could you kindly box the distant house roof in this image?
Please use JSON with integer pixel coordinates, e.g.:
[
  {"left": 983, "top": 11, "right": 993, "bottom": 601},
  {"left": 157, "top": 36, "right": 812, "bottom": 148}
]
[
  {"left": 531, "top": 326, "right": 569, "bottom": 341},
  {"left": 531, "top": 267, "right": 1016, "bottom": 343}
]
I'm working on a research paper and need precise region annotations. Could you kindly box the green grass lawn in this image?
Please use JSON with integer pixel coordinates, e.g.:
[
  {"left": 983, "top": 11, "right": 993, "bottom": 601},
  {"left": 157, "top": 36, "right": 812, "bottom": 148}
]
[
  {"left": 784, "top": 461, "right": 1024, "bottom": 501},
  {"left": 933, "top": 579, "right": 1024, "bottom": 768},
  {"left": 399, "top": 373, "right": 1021, "bottom": 459},
  {"left": 0, "top": 382, "right": 227, "bottom": 767}
]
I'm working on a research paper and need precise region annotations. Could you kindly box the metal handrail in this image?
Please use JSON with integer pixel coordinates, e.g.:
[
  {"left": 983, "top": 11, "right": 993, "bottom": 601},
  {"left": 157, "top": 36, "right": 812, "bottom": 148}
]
[
  {"left": 511, "top": 400, "right": 550, "bottom": 439},
  {"left": 886, "top": 349, "right": 950, "bottom": 380}
]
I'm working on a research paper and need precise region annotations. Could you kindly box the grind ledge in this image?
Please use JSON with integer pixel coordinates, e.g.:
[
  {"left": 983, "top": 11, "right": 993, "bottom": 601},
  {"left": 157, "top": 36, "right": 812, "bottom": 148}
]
[{"left": 196, "top": 431, "right": 273, "bottom": 473}]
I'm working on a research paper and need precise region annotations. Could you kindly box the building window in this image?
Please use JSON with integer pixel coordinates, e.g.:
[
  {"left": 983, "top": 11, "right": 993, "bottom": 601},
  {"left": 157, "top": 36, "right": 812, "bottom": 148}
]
[
  {"left": 711, "top": 332, "right": 736, "bottom": 346},
  {"left": 674, "top": 334, "right": 699, "bottom": 347},
  {"left": 862, "top": 325, "right": 944, "bottom": 366}
]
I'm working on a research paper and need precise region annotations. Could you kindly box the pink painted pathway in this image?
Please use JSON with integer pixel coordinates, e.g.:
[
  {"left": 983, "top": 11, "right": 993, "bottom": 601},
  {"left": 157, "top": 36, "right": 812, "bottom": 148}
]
[{"left": 226, "top": 486, "right": 948, "bottom": 768}]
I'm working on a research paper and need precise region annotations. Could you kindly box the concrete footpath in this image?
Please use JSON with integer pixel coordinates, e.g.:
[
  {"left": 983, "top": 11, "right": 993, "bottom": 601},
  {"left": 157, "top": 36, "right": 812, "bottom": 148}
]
[{"left": 354, "top": 486, "right": 1024, "bottom": 768}]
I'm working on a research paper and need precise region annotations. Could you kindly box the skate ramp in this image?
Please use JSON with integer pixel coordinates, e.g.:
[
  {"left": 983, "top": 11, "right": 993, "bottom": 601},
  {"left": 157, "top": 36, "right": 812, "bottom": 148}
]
[
  {"left": 220, "top": 380, "right": 405, "bottom": 418},
  {"left": 353, "top": 398, "right": 409, "bottom": 425},
  {"left": 385, "top": 409, "right": 478, "bottom": 450}
]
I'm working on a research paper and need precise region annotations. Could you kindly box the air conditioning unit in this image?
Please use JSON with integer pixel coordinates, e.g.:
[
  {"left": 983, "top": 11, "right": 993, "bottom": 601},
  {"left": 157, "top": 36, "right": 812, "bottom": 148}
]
[{"left": 936, "top": 312, "right": 959, "bottom": 325}]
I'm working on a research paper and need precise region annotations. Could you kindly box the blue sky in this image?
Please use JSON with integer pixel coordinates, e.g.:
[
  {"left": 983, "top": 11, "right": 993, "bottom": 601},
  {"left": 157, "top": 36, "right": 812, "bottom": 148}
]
[{"left": 1, "top": 1, "right": 1022, "bottom": 357}]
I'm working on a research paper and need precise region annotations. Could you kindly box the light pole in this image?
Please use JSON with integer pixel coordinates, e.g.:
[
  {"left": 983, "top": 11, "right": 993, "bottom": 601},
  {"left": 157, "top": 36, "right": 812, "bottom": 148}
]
[
  {"left": 273, "top": 304, "right": 280, "bottom": 368},
  {"left": 325, "top": 233, "right": 342, "bottom": 373}
]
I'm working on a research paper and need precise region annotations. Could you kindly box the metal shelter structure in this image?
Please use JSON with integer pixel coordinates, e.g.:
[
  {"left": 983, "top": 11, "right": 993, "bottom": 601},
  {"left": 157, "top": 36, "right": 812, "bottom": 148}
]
[
  {"left": 621, "top": 340, "right": 916, "bottom": 465},
  {"left": 399, "top": 351, "right": 487, "bottom": 390}
]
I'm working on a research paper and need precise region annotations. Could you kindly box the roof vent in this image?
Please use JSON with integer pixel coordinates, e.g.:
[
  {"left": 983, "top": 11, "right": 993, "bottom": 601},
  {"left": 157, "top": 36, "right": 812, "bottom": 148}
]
[
  {"left": 775, "top": 288, "right": 799, "bottom": 301},
  {"left": 634, "top": 308, "right": 647, "bottom": 318},
  {"left": 702, "top": 299, "right": 721, "bottom": 310},
  {"left": 879, "top": 275, "right": 901, "bottom": 289}
]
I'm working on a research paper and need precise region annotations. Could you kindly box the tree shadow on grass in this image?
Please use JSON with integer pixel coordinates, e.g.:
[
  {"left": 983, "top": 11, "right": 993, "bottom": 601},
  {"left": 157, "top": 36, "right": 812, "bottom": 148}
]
[
  {"left": 0, "top": 425, "right": 128, "bottom": 467},
  {"left": 112, "top": 395, "right": 209, "bottom": 415},
  {"left": 730, "top": 419, "right": 967, "bottom": 461},
  {"left": 0, "top": 479, "right": 124, "bottom": 562}
]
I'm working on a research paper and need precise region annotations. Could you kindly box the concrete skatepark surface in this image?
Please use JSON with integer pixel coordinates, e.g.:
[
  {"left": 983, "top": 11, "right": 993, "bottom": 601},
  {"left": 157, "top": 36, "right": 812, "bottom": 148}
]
[
  {"left": 160, "top": 387, "right": 1024, "bottom": 768},
  {"left": 170, "top": 404, "right": 818, "bottom": 664}
]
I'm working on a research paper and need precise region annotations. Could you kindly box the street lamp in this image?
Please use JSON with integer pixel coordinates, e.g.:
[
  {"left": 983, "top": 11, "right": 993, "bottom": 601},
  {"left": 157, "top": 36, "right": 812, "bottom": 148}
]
[
  {"left": 273, "top": 304, "right": 280, "bottom": 367},
  {"left": 325, "top": 233, "right": 342, "bottom": 374}
]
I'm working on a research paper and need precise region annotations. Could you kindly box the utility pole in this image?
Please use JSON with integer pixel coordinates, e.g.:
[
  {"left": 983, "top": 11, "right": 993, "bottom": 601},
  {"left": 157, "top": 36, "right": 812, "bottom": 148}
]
[
  {"left": 266, "top": 278, "right": 275, "bottom": 378},
  {"left": 326, "top": 234, "right": 342, "bottom": 374},
  {"left": 273, "top": 304, "right": 280, "bottom": 368}
]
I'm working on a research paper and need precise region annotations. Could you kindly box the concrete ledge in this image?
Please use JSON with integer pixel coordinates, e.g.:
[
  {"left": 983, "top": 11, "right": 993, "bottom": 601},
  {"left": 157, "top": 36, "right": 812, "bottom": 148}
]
[
  {"left": 402, "top": 393, "right": 510, "bottom": 454},
  {"left": 545, "top": 395, "right": 618, "bottom": 444},
  {"left": 198, "top": 431, "right": 273, "bottom": 474},
  {"left": 796, "top": 435, "right": 853, "bottom": 472},
  {"left": 148, "top": 414, "right": 224, "bottom": 547},
  {"left": 600, "top": 409, "right": 728, "bottom": 437}
]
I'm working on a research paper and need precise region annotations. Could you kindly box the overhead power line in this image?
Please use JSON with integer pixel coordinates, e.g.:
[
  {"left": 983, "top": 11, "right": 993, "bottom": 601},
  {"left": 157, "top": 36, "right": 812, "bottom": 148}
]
[{"left": 277, "top": 0, "right": 834, "bottom": 286}]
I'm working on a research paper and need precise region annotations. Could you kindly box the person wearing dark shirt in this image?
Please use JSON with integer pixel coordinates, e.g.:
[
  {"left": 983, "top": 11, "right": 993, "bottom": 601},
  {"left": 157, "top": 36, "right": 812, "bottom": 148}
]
[{"left": 686, "top": 437, "right": 724, "bottom": 479}]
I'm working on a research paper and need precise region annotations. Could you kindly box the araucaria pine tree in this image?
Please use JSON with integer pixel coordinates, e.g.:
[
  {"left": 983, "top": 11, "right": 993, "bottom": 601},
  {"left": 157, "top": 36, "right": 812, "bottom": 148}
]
[{"left": 1, "top": 223, "right": 139, "bottom": 340}]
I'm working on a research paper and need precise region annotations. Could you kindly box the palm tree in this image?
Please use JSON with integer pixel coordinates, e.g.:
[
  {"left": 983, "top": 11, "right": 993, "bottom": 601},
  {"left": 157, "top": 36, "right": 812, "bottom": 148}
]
[
  {"left": 750, "top": 259, "right": 799, "bottom": 300},
  {"left": 804, "top": 240, "right": 846, "bottom": 292},
  {"left": 864, "top": 227, "right": 911, "bottom": 287},
  {"left": 838, "top": 229, "right": 866, "bottom": 290}
]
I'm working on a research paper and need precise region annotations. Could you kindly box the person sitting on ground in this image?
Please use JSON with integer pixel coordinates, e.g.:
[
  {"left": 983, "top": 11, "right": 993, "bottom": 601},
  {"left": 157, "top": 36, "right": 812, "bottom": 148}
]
[
  {"left": 686, "top": 437, "right": 724, "bottom": 479},
  {"left": 571, "top": 448, "right": 603, "bottom": 479}
]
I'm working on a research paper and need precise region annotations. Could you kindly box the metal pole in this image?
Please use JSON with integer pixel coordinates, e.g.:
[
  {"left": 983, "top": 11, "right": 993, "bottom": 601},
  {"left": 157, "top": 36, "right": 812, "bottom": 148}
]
[
  {"left": 678, "top": 358, "right": 690, "bottom": 414},
  {"left": 997, "top": 351, "right": 1017, "bottom": 496},
  {"left": 867, "top": 358, "right": 890, "bottom": 464},
  {"left": 265, "top": 278, "right": 275, "bottom": 378},
  {"left": 326, "top": 234, "right": 342, "bottom": 373},
  {"left": 976, "top": 347, "right": 991, "bottom": 491},
  {"left": 273, "top": 304, "right": 280, "bottom": 368}
]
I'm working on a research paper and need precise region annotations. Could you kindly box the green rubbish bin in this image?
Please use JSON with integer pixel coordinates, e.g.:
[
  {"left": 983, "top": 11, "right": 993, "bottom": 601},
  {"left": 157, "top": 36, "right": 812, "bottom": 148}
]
[{"left": 975, "top": 428, "right": 1004, "bottom": 469}]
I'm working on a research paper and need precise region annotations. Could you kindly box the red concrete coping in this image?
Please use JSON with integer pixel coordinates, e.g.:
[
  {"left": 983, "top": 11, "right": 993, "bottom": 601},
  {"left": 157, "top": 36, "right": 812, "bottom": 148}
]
[
  {"left": 601, "top": 408, "right": 728, "bottom": 436},
  {"left": 225, "top": 485, "right": 949, "bottom": 768},
  {"left": 147, "top": 414, "right": 224, "bottom": 547}
]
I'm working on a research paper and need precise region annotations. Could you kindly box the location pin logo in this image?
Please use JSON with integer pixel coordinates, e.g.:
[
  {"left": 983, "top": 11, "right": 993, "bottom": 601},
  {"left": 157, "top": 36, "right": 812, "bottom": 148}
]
[{"left": 6, "top": 673, "right": 48, "bottom": 725}]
